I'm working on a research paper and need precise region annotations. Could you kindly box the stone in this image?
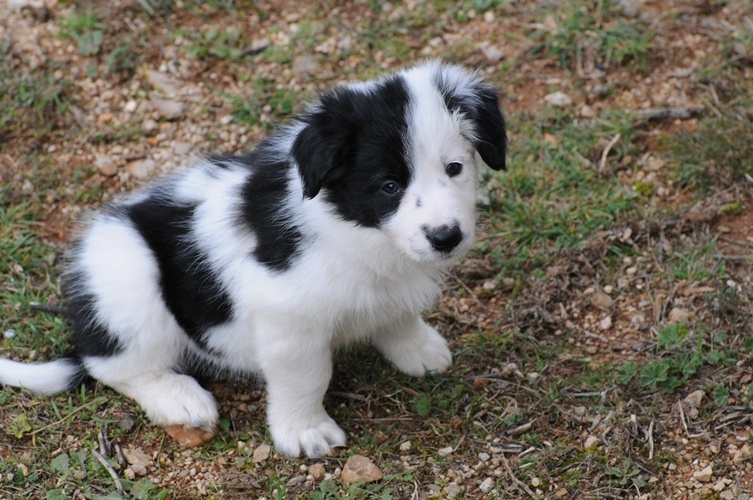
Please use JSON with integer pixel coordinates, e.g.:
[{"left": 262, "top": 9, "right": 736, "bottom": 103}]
[
  {"left": 124, "top": 100, "right": 138, "bottom": 113},
  {"left": 693, "top": 465, "right": 713, "bottom": 483},
  {"left": 144, "top": 69, "right": 179, "bottom": 96},
  {"left": 481, "top": 45, "right": 504, "bottom": 63},
  {"left": 122, "top": 447, "right": 152, "bottom": 466},
  {"left": 172, "top": 141, "right": 192, "bottom": 156},
  {"left": 125, "top": 159, "right": 156, "bottom": 179},
  {"left": 293, "top": 54, "right": 318, "bottom": 75},
  {"left": 584, "top": 435, "right": 600, "bottom": 449},
  {"left": 733, "top": 444, "right": 752, "bottom": 464},
  {"left": 151, "top": 97, "right": 185, "bottom": 120},
  {"left": 544, "top": 91, "right": 572, "bottom": 108},
  {"left": 590, "top": 290, "right": 614, "bottom": 310},
  {"left": 438, "top": 446, "right": 454, "bottom": 457},
  {"left": 478, "top": 452, "right": 490, "bottom": 462},
  {"left": 95, "top": 156, "right": 118, "bottom": 177},
  {"left": 599, "top": 316, "right": 612, "bottom": 330},
  {"left": 592, "top": 83, "right": 609, "bottom": 98},
  {"left": 685, "top": 390, "right": 705, "bottom": 406},
  {"left": 309, "top": 463, "right": 326, "bottom": 480},
  {"left": 479, "top": 477, "right": 494, "bottom": 493},
  {"left": 668, "top": 307, "right": 690, "bottom": 324},
  {"left": 143, "top": 119, "right": 159, "bottom": 133},
  {"left": 340, "top": 455, "right": 383, "bottom": 486},
  {"left": 163, "top": 425, "right": 215, "bottom": 448},
  {"left": 131, "top": 463, "right": 147, "bottom": 476},
  {"left": 443, "top": 483, "right": 462, "bottom": 499},
  {"left": 579, "top": 105, "right": 595, "bottom": 118},
  {"left": 253, "top": 444, "right": 271, "bottom": 463},
  {"left": 399, "top": 441, "right": 412, "bottom": 452}
]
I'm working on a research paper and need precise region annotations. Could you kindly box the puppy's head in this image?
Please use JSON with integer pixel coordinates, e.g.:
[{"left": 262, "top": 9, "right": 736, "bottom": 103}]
[{"left": 292, "top": 61, "right": 506, "bottom": 263}]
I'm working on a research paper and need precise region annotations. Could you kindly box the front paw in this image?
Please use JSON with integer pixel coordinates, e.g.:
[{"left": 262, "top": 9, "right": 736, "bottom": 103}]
[
  {"left": 380, "top": 324, "right": 452, "bottom": 378},
  {"left": 269, "top": 411, "right": 346, "bottom": 458}
]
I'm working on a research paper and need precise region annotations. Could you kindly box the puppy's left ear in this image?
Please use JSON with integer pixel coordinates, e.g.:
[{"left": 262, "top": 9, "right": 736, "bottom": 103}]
[
  {"left": 438, "top": 69, "right": 507, "bottom": 171},
  {"left": 466, "top": 85, "right": 507, "bottom": 171}
]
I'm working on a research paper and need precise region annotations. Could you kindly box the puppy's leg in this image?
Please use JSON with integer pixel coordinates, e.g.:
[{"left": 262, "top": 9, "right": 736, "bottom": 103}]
[
  {"left": 373, "top": 313, "right": 452, "bottom": 378},
  {"left": 257, "top": 320, "right": 345, "bottom": 458},
  {"left": 84, "top": 354, "right": 219, "bottom": 431}
]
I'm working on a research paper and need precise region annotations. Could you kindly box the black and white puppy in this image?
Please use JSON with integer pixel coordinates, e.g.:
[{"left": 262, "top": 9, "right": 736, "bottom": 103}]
[{"left": 0, "top": 61, "right": 506, "bottom": 458}]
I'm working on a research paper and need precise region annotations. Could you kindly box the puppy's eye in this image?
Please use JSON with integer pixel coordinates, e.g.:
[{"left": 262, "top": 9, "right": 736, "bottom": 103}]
[
  {"left": 446, "top": 162, "right": 463, "bottom": 177},
  {"left": 381, "top": 181, "right": 401, "bottom": 195}
]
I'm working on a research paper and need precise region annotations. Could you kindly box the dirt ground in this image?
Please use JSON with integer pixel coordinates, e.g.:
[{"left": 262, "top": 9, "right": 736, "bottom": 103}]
[{"left": 3, "top": 0, "right": 753, "bottom": 498}]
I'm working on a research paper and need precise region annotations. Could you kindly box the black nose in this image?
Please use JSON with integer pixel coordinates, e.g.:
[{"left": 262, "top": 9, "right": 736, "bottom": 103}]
[{"left": 425, "top": 224, "right": 463, "bottom": 253}]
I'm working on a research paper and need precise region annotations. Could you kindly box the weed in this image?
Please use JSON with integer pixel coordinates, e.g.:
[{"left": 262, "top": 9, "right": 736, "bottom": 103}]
[
  {"left": 616, "top": 323, "right": 734, "bottom": 394},
  {"left": 176, "top": 27, "right": 258, "bottom": 61},
  {"left": 0, "top": 71, "right": 73, "bottom": 143},
  {"left": 107, "top": 41, "right": 140, "bottom": 80},
  {"left": 670, "top": 110, "right": 753, "bottom": 192},
  {"left": 529, "top": 0, "right": 655, "bottom": 71},
  {"left": 225, "top": 81, "right": 301, "bottom": 129},
  {"left": 59, "top": 11, "right": 105, "bottom": 56},
  {"left": 604, "top": 458, "right": 648, "bottom": 489}
]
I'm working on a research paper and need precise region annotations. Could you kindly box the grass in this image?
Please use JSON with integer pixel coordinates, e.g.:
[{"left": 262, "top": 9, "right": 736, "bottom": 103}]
[
  {"left": 480, "top": 107, "right": 640, "bottom": 277},
  {"left": 529, "top": 0, "right": 655, "bottom": 72},
  {"left": 0, "top": 70, "right": 73, "bottom": 145}
]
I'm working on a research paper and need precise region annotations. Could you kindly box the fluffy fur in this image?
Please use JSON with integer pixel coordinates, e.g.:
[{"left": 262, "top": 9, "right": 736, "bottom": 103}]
[{"left": 0, "top": 61, "right": 506, "bottom": 458}]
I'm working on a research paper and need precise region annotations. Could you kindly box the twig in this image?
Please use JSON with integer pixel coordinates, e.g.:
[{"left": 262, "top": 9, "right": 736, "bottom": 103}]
[
  {"left": 597, "top": 132, "right": 621, "bottom": 175},
  {"left": 507, "top": 421, "right": 534, "bottom": 436},
  {"left": 92, "top": 449, "right": 124, "bottom": 496},
  {"left": 502, "top": 456, "right": 538, "bottom": 498},
  {"left": 677, "top": 401, "right": 690, "bottom": 437},
  {"left": 29, "top": 302, "right": 66, "bottom": 315},
  {"left": 637, "top": 106, "right": 703, "bottom": 121},
  {"left": 330, "top": 391, "right": 368, "bottom": 402},
  {"left": 31, "top": 397, "right": 106, "bottom": 435},
  {"left": 647, "top": 418, "right": 655, "bottom": 460}
]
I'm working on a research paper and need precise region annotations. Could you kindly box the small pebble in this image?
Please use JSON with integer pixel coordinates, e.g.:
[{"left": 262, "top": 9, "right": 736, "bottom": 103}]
[
  {"left": 544, "top": 91, "right": 572, "bottom": 108},
  {"left": 3, "top": 329, "right": 16, "bottom": 339},
  {"left": 438, "top": 447, "right": 454, "bottom": 457},
  {"left": 253, "top": 444, "right": 271, "bottom": 463},
  {"left": 584, "top": 436, "right": 600, "bottom": 450},
  {"left": 693, "top": 465, "right": 713, "bottom": 483},
  {"left": 479, "top": 477, "right": 494, "bottom": 493}
]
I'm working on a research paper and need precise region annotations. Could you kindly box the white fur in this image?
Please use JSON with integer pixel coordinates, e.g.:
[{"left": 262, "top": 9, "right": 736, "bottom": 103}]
[{"left": 0, "top": 358, "right": 80, "bottom": 395}]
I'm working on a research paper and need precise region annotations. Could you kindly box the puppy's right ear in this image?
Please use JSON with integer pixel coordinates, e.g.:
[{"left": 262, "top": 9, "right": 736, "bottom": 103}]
[{"left": 291, "top": 91, "right": 355, "bottom": 199}]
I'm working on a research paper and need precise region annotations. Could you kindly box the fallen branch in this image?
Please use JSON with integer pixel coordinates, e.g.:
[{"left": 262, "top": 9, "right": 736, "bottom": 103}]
[
  {"left": 92, "top": 449, "right": 124, "bottom": 496},
  {"left": 637, "top": 106, "right": 702, "bottom": 121},
  {"left": 597, "top": 132, "right": 621, "bottom": 175},
  {"left": 502, "top": 456, "right": 538, "bottom": 498}
]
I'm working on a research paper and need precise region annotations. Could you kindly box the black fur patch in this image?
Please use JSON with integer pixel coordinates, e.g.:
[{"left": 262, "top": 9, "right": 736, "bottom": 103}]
[
  {"left": 291, "top": 75, "right": 412, "bottom": 228},
  {"left": 127, "top": 195, "right": 234, "bottom": 348},
  {"left": 235, "top": 151, "right": 305, "bottom": 272},
  {"left": 63, "top": 270, "right": 123, "bottom": 358}
]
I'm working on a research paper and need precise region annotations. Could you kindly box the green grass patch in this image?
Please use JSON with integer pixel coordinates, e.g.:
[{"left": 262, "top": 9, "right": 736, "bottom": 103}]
[
  {"left": 481, "top": 108, "right": 639, "bottom": 275},
  {"left": 616, "top": 323, "right": 735, "bottom": 394},
  {"left": 0, "top": 70, "right": 73, "bottom": 144},
  {"left": 59, "top": 11, "right": 105, "bottom": 56},
  {"left": 670, "top": 110, "right": 753, "bottom": 192},
  {"left": 529, "top": 0, "right": 655, "bottom": 71}
]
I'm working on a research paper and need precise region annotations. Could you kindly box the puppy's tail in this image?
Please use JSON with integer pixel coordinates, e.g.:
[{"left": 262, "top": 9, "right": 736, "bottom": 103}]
[{"left": 0, "top": 355, "right": 87, "bottom": 395}]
